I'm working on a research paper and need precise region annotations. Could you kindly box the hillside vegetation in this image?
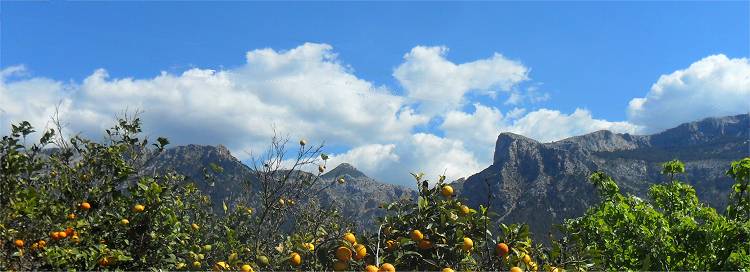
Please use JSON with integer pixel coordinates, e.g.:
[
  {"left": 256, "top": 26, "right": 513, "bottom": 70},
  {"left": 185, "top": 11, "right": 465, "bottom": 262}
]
[{"left": 1, "top": 118, "right": 749, "bottom": 271}]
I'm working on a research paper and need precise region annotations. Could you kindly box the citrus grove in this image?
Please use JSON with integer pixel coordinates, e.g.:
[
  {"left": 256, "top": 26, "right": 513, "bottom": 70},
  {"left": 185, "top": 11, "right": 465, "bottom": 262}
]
[{"left": 1, "top": 118, "right": 749, "bottom": 270}]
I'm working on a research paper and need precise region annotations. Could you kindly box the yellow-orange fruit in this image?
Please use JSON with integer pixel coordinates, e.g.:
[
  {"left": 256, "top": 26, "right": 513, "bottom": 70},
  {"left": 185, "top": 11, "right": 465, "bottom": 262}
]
[
  {"left": 290, "top": 252, "right": 302, "bottom": 266},
  {"left": 441, "top": 185, "right": 454, "bottom": 197},
  {"left": 343, "top": 232, "right": 357, "bottom": 244},
  {"left": 461, "top": 237, "right": 473, "bottom": 251},
  {"left": 365, "top": 265, "right": 379, "bottom": 272},
  {"left": 523, "top": 254, "right": 532, "bottom": 264},
  {"left": 335, "top": 246, "right": 352, "bottom": 261},
  {"left": 496, "top": 243, "right": 509, "bottom": 256},
  {"left": 379, "top": 263, "right": 396, "bottom": 272},
  {"left": 354, "top": 244, "right": 367, "bottom": 260},
  {"left": 410, "top": 230, "right": 424, "bottom": 241}
]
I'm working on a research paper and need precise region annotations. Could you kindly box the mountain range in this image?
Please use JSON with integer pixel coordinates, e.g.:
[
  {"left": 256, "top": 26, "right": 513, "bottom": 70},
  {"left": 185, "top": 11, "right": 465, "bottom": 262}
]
[{"left": 145, "top": 114, "right": 749, "bottom": 239}]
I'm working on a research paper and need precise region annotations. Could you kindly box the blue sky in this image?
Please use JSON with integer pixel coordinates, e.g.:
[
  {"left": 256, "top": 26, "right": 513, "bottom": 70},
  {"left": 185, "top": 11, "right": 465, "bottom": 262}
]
[{"left": 2, "top": 1, "right": 749, "bottom": 185}]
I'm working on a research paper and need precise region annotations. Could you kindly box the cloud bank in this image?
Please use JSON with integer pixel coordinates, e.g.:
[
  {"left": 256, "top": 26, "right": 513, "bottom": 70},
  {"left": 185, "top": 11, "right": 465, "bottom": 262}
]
[
  {"left": 2, "top": 44, "right": 747, "bottom": 186},
  {"left": 628, "top": 54, "right": 750, "bottom": 133}
]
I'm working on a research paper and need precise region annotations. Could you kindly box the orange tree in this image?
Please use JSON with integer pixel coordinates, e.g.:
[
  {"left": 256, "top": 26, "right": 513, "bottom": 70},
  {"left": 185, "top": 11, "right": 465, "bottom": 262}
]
[
  {"left": 0, "top": 118, "right": 224, "bottom": 270},
  {"left": 562, "top": 159, "right": 750, "bottom": 270},
  {"left": 372, "top": 173, "right": 553, "bottom": 272}
]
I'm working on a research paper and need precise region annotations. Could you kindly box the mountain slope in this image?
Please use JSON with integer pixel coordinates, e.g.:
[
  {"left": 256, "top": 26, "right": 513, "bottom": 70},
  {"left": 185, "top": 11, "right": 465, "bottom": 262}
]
[
  {"left": 145, "top": 146, "right": 415, "bottom": 231},
  {"left": 460, "top": 114, "right": 749, "bottom": 241}
]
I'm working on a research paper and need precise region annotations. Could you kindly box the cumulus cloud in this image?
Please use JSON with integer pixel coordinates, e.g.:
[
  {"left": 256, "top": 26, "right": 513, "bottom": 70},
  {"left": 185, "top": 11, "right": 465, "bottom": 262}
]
[
  {"left": 509, "top": 108, "right": 638, "bottom": 142},
  {"left": 394, "top": 46, "right": 529, "bottom": 116},
  {"left": 0, "top": 43, "right": 428, "bottom": 160},
  {"left": 627, "top": 54, "right": 750, "bottom": 133},
  {"left": 328, "top": 133, "right": 483, "bottom": 185},
  {"left": 5, "top": 43, "right": 744, "bottom": 187}
]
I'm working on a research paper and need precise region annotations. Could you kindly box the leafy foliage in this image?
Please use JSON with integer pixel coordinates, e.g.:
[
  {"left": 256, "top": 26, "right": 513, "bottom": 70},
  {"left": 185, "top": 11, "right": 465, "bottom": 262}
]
[{"left": 1, "top": 119, "right": 748, "bottom": 271}]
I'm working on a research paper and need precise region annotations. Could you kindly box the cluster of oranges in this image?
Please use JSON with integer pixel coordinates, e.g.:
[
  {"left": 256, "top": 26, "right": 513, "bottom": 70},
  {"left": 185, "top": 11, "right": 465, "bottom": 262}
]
[
  {"left": 331, "top": 232, "right": 396, "bottom": 272},
  {"left": 494, "top": 242, "right": 538, "bottom": 272},
  {"left": 50, "top": 227, "right": 78, "bottom": 242}
]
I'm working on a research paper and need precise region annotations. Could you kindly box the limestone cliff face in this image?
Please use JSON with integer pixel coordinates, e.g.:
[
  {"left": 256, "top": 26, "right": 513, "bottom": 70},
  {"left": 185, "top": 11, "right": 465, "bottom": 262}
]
[{"left": 460, "top": 114, "right": 749, "bottom": 241}]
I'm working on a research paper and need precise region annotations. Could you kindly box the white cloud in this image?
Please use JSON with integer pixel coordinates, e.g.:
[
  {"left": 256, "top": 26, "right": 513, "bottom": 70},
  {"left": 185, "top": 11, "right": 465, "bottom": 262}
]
[
  {"left": 326, "top": 144, "right": 400, "bottom": 175},
  {"left": 508, "top": 108, "right": 638, "bottom": 142},
  {"left": 0, "top": 66, "right": 69, "bottom": 133},
  {"left": 0, "top": 43, "right": 428, "bottom": 160},
  {"left": 627, "top": 54, "right": 750, "bottom": 133},
  {"left": 327, "top": 133, "right": 482, "bottom": 185},
  {"left": 394, "top": 46, "right": 529, "bottom": 116},
  {"left": 5, "top": 44, "right": 745, "bottom": 188},
  {"left": 441, "top": 104, "right": 638, "bottom": 163}
]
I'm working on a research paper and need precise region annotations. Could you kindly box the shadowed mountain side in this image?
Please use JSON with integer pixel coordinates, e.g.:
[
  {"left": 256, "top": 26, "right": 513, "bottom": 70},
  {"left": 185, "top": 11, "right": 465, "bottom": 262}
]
[{"left": 459, "top": 114, "right": 749, "bottom": 242}]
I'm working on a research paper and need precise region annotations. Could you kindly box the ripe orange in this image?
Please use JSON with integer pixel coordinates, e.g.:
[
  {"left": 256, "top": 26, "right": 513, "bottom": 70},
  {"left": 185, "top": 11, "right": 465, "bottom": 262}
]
[
  {"left": 290, "top": 252, "right": 302, "bottom": 266},
  {"left": 58, "top": 231, "right": 68, "bottom": 239},
  {"left": 379, "top": 263, "right": 396, "bottom": 272},
  {"left": 51, "top": 232, "right": 60, "bottom": 240},
  {"left": 133, "top": 204, "right": 145, "bottom": 212},
  {"left": 353, "top": 244, "right": 367, "bottom": 260},
  {"left": 343, "top": 232, "right": 357, "bottom": 244},
  {"left": 459, "top": 205, "right": 470, "bottom": 215},
  {"left": 81, "top": 202, "right": 91, "bottom": 210},
  {"left": 417, "top": 240, "right": 432, "bottom": 249},
  {"left": 441, "top": 185, "right": 454, "bottom": 198},
  {"left": 302, "top": 242, "right": 315, "bottom": 251},
  {"left": 37, "top": 240, "right": 46, "bottom": 248},
  {"left": 510, "top": 267, "right": 523, "bottom": 272},
  {"left": 65, "top": 227, "right": 74, "bottom": 237},
  {"left": 14, "top": 239, "right": 24, "bottom": 248},
  {"left": 332, "top": 260, "right": 349, "bottom": 271},
  {"left": 522, "top": 254, "right": 532, "bottom": 264},
  {"left": 496, "top": 243, "right": 509, "bottom": 256},
  {"left": 365, "top": 265, "right": 379, "bottom": 272},
  {"left": 335, "top": 246, "right": 352, "bottom": 261},
  {"left": 410, "top": 230, "right": 424, "bottom": 242},
  {"left": 462, "top": 237, "right": 473, "bottom": 251},
  {"left": 529, "top": 261, "right": 538, "bottom": 271}
]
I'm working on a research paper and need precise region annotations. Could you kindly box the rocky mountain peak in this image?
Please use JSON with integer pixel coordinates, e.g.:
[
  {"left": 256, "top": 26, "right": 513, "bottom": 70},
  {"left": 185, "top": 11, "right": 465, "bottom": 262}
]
[
  {"left": 493, "top": 132, "right": 542, "bottom": 165},
  {"left": 323, "top": 163, "right": 367, "bottom": 179}
]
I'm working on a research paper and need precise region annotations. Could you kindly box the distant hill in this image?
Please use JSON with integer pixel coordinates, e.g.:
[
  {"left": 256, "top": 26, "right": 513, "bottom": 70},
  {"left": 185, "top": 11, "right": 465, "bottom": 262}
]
[
  {"left": 144, "top": 145, "right": 416, "bottom": 232},
  {"left": 458, "top": 114, "right": 749, "bottom": 241},
  {"left": 143, "top": 114, "right": 748, "bottom": 239}
]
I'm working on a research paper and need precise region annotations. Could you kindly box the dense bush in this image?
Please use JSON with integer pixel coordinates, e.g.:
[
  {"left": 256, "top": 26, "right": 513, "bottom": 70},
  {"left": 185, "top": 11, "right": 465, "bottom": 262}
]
[{"left": 1, "top": 119, "right": 748, "bottom": 271}]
